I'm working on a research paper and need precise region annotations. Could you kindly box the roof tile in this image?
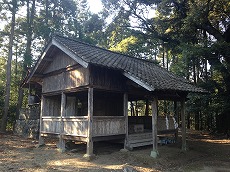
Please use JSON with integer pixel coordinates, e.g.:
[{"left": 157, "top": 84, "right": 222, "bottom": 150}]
[{"left": 51, "top": 35, "right": 206, "bottom": 93}]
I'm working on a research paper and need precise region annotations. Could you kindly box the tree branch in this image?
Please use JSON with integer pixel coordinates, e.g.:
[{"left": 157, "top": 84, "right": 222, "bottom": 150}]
[
  {"left": 199, "top": 21, "right": 224, "bottom": 42},
  {"left": 223, "top": 26, "right": 230, "bottom": 43}
]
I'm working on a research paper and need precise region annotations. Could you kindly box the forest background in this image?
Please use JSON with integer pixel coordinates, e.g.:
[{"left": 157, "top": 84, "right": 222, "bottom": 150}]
[{"left": 0, "top": 0, "right": 229, "bottom": 134}]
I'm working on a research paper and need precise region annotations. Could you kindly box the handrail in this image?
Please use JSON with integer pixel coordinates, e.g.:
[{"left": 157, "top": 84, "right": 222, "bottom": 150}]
[
  {"left": 42, "top": 116, "right": 61, "bottom": 119},
  {"left": 42, "top": 116, "right": 124, "bottom": 119},
  {"left": 93, "top": 116, "right": 125, "bottom": 119},
  {"left": 63, "top": 116, "right": 88, "bottom": 119},
  {"left": 42, "top": 116, "right": 88, "bottom": 119}
]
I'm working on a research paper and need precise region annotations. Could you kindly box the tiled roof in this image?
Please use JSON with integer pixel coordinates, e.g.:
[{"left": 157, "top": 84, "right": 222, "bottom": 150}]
[
  {"left": 52, "top": 35, "right": 205, "bottom": 93},
  {"left": 27, "top": 34, "right": 206, "bottom": 93}
]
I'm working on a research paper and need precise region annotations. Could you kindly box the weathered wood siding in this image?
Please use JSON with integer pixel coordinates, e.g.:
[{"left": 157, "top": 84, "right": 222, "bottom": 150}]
[
  {"left": 41, "top": 116, "right": 125, "bottom": 137},
  {"left": 41, "top": 117, "right": 88, "bottom": 136},
  {"left": 41, "top": 50, "right": 89, "bottom": 93},
  {"left": 90, "top": 66, "right": 126, "bottom": 91},
  {"left": 44, "top": 51, "right": 77, "bottom": 74},
  {"left": 41, "top": 117, "right": 61, "bottom": 134},
  {"left": 42, "top": 67, "right": 89, "bottom": 93},
  {"left": 63, "top": 117, "right": 88, "bottom": 136},
  {"left": 93, "top": 116, "right": 125, "bottom": 137},
  {"left": 127, "top": 132, "right": 153, "bottom": 149}
]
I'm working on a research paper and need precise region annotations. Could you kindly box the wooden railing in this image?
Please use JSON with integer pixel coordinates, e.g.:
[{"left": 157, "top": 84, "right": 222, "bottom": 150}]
[
  {"left": 41, "top": 117, "right": 61, "bottom": 134},
  {"left": 41, "top": 116, "right": 125, "bottom": 137},
  {"left": 93, "top": 116, "right": 125, "bottom": 137},
  {"left": 63, "top": 117, "right": 88, "bottom": 137},
  {"left": 41, "top": 116, "right": 88, "bottom": 137}
]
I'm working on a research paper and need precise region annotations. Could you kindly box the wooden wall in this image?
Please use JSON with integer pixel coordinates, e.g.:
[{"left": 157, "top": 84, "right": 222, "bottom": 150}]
[
  {"left": 42, "top": 51, "right": 129, "bottom": 93},
  {"left": 90, "top": 66, "right": 126, "bottom": 91},
  {"left": 42, "top": 66, "right": 89, "bottom": 93},
  {"left": 44, "top": 51, "right": 77, "bottom": 74},
  {"left": 93, "top": 116, "right": 125, "bottom": 136},
  {"left": 63, "top": 117, "right": 88, "bottom": 136}
]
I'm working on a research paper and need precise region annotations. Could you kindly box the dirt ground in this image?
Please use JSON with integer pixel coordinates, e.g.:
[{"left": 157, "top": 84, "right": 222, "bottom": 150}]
[{"left": 0, "top": 130, "right": 229, "bottom": 172}]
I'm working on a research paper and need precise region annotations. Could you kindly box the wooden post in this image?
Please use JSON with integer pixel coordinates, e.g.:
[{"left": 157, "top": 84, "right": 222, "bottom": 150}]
[
  {"left": 151, "top": 97, "right": 158, "bottom": 158},
  {"left": 84, "top": 87, "right": 95, "bottom": 159},
  {"left": 174, "top": 101, "right": 178, "bottom": 142},
  {"left": 58, "top": 92, "right": 66, "bottom": 152},
  {"left": 123, "top": 93, "right": 129, "bottom": 150},
  {"left": 181, "top": 98, "right": 187, "bottom": 151},
  {"left": 38, "top": 95, "right": 45, "bottom": 146}
]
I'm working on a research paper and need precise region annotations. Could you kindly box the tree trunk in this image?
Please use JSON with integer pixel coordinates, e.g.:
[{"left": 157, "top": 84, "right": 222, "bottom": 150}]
[
  {"left": 195, "top": 112, "right": 200, "bottom": 130},
  {"left": 16, "top": 0, "right": 36, "bottom": 124},
  {"left": 135, "top": 101, "right": 138, "bottom": 116},
  {"left": 200, "top": 111, "right": 203, "bottom": 130},
  {"left": 186, "top": 62, "right": 190, "bottom": 80},
  {"left": 44, "top": 0, "right": 50, "bottom": 43},
  {"left": 163, "top": 101, "right": 167, "bottom": 117},
  {"left": 187, "top": 113, "right": 190, "bottom": 129},
  {"left": 192, "top": 57, "right": 196, "bottom": 84},
  {"left": 162, "top": 44, "right": 165, "bottom": 68},
  {"left": 1, "top": 1, "right": 16, "bottom": 132},
  {"left": 166, "top": 48, "right": 169, "bottom": 71}
]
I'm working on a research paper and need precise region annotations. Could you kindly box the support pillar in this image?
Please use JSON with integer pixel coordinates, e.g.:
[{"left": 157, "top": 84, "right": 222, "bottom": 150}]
[
  {"left": 123, "top": 93, "right": 129, "bottom": 150},
  {"left": 181, "top": 98, "right": 187, "bottom": 151},
  {"left": 84, "top": 87, "right": 95, "bottom": 160},
  {"left": 58, "top": 92, "right": 66, "bottom": 152},
  {"left": 38, "top": 95, "right": 45, "bottom": 146},
  {"left": 174, "top": 101, "right": 178, "bottom": 142},
  {"left": 151, "top": 97, "right": 158, "bottom": 158}
]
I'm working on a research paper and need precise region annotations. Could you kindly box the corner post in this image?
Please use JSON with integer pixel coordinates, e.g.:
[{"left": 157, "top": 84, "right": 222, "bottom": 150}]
[
  {"left": 151, "top": 97, "right": 158, "bottom": 158},
  {"left": 84, "top": 87, "right": 95, "bottom": 159},
  {"left": 39, "top": 95, "right": 45, "bottom": 145},
  {"left": 58, "top": 92, "right": 66, "bottom": 152},
  {"left": 123, "top": 93, "right": 129, "bottom": 150},
  {"left": 181, "top": 98, "right": 187, "bottom": 151}
]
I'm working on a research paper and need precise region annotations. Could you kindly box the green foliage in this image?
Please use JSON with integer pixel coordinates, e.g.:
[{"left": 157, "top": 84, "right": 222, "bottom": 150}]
[
  {"left": 109, "top": 35, "right": 138, "bottom": 54},
  {"left": 101, "top": 0, "right": 230, "bottom": 132}
]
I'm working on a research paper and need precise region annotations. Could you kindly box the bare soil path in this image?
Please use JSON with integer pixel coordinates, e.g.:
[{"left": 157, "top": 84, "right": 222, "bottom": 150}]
[{"left": 0, "top": 130, "right": 229, "bottom": 172}]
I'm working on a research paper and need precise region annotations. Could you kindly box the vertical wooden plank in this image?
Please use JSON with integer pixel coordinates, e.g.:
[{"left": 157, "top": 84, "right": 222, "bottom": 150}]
[
  {"left": 150, "top": 97, "right": 158, "bottom": 158},
  {"left": 123, "top": 93, "right": 129, "bottom": 149},
  {"left": 181, "top": 98, "right": 187, "bottom": 151},
  {"left": 84, "top": 87, "right": 95, "bottom": 159},
  {"left": 58, "top": 92, "right": 66, "bottom": 152},
  {"left": 39, "top": 95, "right": 45, "bottom": 146}
]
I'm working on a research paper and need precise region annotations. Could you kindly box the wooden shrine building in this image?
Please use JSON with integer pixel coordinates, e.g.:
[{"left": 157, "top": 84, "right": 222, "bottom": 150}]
[{"left": 23, "top": 34, "right": 205, "bottom": 158}]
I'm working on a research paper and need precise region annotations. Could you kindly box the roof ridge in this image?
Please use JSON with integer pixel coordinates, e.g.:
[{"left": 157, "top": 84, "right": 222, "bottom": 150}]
[{"left": 53, "top": 34, "right": 158, "bottom": 65}]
